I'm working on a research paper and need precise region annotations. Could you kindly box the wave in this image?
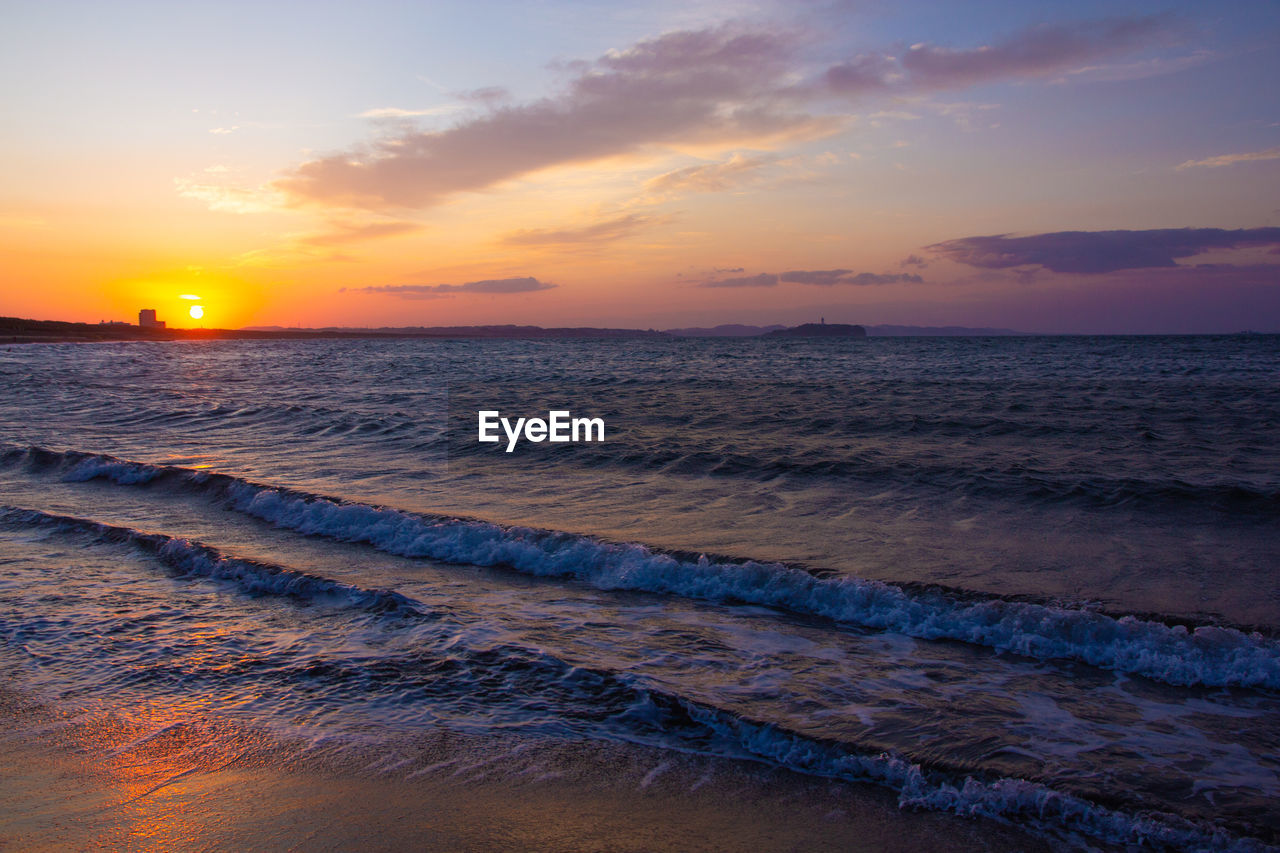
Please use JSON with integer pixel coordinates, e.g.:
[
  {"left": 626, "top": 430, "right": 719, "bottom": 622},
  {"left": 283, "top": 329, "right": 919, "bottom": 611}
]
[
  {"left": 0, "top": 503, "right": 424, "bottom": 618},
  {"left": 569, "top": 445, "right": 1280, "bottom": 512},
  {"left": 450, "top": 438, "right": 1280, "bottom": 513},
  {"left": 5, "top": 443, "right": 1280, "bottom": 690},
  {"left": 0, "top": 501, "right": 1265, "bottom": 851},
  {"left": 677, "top": 702, "right": 1266, "bottom": 852}
]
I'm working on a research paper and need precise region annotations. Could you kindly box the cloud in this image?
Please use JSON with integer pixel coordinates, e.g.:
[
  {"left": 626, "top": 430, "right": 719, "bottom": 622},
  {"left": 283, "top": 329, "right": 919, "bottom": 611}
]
[
  {"left": 1056, "top": 50, "right": 1211, "bottom": 84},
  {"left": 358, "top": 106, "right": 463, "bottom": 119},
  {"left": 825, "top": 16, "right": 1168, "bottom": 95},
  {"left": 700, "top": 272, "right": 780, "bottom": 287},
  {"left": 646, "top": 153, "right": 778, "bottom": 194},
  {"left": 929, "top": 228, "right": 1280, "bottom": 274},
  {"left": 299, "top": 220, "right": 423, "bottom": 247},
  {"left": 344, "top": 276, "right": 556, "bottom": 299},
  {"left": 209, "top": 126, "right": 240, "bottom": 135},
  {"left": 458, "top": 86, "right": 510, "bottom": 104},
  {"left": 780, "top": 269, "right": 924, "bottom": 285},
  {"left": 777, "top": 268, "right": 849, "bottom": 284},
  {"left": 276, "top": 25, "right": 838, "bottom": 210},
  {"left": 700, "top": 269, "right": 923, "bottom": 287},
  {"left": 1176, "top": 146, "right": 1280, "bottom": 170},
  {"left": 824, "top": 54, "right": 901, "bottom": 95},
  {"left": 174, "top": 179, "right": 284, "bottom": 214},
  {"left": 900, "top": 254, "right": 928, "bottom": 268},
  {"left": 903, "top": 17, "right": 1167, "bottom": 88},
  {"left": 500, "top": 213, "right": 655, "bottom": 246},
  {"left": 271, "top": 17, "right": 1172, "bottom": 214}
]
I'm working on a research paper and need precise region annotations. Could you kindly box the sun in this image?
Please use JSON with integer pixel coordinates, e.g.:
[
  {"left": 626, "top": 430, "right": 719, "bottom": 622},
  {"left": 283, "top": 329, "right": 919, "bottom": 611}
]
[{"left": 189, "top": 305, "right": 204, "bottom": 320}]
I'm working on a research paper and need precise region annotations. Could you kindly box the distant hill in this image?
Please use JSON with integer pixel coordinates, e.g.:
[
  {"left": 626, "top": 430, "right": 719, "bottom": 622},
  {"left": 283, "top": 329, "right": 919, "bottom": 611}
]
[
  {"left": 665, "top": 323, "right": 1025, "bottom": 337},
  {"left": 866, "top": 324, "right": 1023, "bottom": 336},
  {"left": 765, "top": 323, "right": 866, "bottom": 338},
  {"left": 664, "top": 324, "right": 786, "bottom": 337}
]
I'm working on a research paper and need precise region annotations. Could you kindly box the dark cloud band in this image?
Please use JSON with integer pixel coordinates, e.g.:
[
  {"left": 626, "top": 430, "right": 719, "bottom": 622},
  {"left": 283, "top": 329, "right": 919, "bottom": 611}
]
[
  {"left": 343, "top": 277, "right": 556, "bottom": 298},
  {"left": 700, "top": 270, "right": 924, "bottom": 287},
  {"left": 929, "top": 228, "right": 1280, "bottom": 274}
]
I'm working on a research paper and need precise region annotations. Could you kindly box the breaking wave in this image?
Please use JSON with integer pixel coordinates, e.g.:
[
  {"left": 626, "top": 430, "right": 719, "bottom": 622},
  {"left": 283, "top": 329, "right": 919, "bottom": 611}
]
[
  {"left": 0, "top": 500, "right": 1267, "bottom": 852},
  {"left": 7, "top": 443, "right": 1279, "bottom": 691}
]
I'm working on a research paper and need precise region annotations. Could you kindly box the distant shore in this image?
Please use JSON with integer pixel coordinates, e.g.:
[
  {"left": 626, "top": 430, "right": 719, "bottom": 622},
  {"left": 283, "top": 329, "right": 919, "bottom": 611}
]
[
  {"left": 0, "top": 317, "right": 669, "bottom": 344},
  {"left": 8, "top": 315, "right": 1270, "bottom": 344},
  {"left": 0, "top": 315, "right": 1039, "bottom": 344}
]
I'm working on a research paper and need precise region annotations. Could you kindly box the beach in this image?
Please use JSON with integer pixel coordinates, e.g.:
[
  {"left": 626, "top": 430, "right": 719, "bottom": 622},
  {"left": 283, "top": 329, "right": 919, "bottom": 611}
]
[{"left": 0, "top": 687, "right": 1050, "bottom": 852}]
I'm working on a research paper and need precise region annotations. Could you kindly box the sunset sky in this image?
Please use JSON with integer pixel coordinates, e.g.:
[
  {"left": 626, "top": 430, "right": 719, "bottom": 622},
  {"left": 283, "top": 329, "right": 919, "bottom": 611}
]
[{"left": 2, "top": 0, "right": 1278, "bottom": 333}]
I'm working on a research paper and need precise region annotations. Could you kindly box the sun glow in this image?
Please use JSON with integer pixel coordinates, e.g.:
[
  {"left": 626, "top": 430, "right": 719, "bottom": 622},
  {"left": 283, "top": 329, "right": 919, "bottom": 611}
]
[{"left": 189, "top": 305, "right": 204, "bottom": 320}]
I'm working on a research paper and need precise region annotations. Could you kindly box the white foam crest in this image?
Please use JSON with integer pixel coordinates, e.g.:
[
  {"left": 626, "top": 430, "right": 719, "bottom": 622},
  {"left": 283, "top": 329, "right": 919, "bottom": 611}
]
[
  {"left": 682, "top": 703, "right": 1267, "bottom": 852},
  {"left": 0, "top": 504, "right": 422, "bottom": 617},
  {"left": 32, "top": 448, "right": 1280, "bottom": 690},
  {"left": 62, "top": 455, "right": 162, "bottom": 485},
  {"left": 221, "top": 479, "right": 1280, "bottom": 690},
  {"left": 151, "top": 536, "right": 419, "bottom": 615}
]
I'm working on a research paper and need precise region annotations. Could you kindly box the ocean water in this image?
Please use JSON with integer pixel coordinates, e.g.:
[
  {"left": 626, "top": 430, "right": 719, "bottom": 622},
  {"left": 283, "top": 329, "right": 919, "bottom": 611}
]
[{"left": 0, "top": 335, "right": 1277, "bottom": 849}]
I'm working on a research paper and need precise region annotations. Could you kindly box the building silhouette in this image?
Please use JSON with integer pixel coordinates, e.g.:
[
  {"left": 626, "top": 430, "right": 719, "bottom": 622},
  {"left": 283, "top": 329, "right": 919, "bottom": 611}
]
[{"left": 138, "top": 309, "right": 166, "bottom": 329}]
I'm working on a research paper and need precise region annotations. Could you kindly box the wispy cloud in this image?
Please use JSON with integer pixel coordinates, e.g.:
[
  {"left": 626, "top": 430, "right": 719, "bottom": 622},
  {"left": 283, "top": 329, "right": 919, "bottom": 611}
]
[
  {"left": 299, "top": 220, "right": 423, "bottom": 247},
  {"left": 1055, "top": 50, "right": 1211, "bottom": 84},
  {"left": 276, "top": 25, "right": 838, "bottom": 211},
  {"left": 700, "top": 269, "right": 924, "bottom": 287},
  {"left": 780, "top": 269, "right": 923, "bottom": 285},
  {"left": 272, "top": 17, "right": 1170, "bottom": 214},
  {"left": 825, "top": 16, "right": 1169, "bottom": 96},
  {"left": 1176, "top": 146, "right": 1280, "bottom": 170},
  {"left": 457, "top": 86, "right": 509, "bottom": 105},
  {"left": 358, "top": 105, "right": 463, "bottom": 119},
  {"left": 343, "top": 276, "right": 556, "bottom": 299},
  {"left": 501, "top": 213, "right": 657, "bottom": 246},
  {"left": 174, "top": 179, "right": 284, "bottom": 214},
  {"left": 700, "top": 272, "right": 779, "bottom": 287},
  {"left": 646, "top": 153, "right": 778, "bottom": 195},
  {"left": 929, "top": 228, "right": 1280, "bottom": 274}
]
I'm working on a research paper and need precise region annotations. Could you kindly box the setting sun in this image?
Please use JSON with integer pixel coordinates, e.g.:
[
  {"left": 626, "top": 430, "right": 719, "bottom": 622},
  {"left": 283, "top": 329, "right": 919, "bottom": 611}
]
[{"left": 189, "top": 305, "right": 204, "bottom": 320}]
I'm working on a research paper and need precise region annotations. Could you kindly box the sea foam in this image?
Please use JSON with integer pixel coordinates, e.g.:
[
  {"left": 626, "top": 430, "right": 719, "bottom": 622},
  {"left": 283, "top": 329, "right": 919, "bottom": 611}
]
[{"left": 9, "top": 445, "right": 1280, "bottom": 690}]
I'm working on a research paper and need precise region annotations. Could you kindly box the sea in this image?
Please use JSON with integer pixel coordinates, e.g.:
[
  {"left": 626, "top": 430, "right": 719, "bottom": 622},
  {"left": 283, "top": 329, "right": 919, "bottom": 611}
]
[{"left": 1, "top": 334, "right": 1277, "bottom": 850}]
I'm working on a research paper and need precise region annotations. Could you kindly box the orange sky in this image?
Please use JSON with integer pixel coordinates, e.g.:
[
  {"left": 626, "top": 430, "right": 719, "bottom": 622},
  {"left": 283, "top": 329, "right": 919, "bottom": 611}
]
[{"left": 3, "top": 0, "right": 1278, "bottom": 333}]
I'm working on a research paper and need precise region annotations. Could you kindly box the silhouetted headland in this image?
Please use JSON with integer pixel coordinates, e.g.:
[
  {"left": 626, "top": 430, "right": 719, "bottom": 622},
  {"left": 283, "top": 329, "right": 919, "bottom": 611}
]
[{"left": 765, "top": 322, "right": 867, "bottom": 338}]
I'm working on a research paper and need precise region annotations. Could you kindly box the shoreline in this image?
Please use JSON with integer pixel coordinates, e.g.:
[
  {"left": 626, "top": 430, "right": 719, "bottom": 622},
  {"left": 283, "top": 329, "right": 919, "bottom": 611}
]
[{"left": 0, "top": 686, "right": 1049, "bottom": 852}]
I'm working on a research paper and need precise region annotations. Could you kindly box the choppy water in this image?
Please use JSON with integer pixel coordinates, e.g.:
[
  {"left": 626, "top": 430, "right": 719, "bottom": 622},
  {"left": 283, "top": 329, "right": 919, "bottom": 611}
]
[{"left": 0, "top": 335, "right": 1277, "bottom": 849}]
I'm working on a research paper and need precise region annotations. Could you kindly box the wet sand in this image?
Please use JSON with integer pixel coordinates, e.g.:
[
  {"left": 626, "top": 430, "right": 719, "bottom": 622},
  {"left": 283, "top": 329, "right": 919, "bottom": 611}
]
[{"left": 0, "top": 687, "right": 1048, "bottom": 852}]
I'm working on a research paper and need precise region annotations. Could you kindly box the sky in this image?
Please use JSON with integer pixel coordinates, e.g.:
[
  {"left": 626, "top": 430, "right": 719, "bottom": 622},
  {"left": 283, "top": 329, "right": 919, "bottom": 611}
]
[{"left": 1, "top": 0, "right": 1278, "bottom": 333}]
